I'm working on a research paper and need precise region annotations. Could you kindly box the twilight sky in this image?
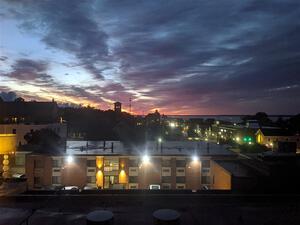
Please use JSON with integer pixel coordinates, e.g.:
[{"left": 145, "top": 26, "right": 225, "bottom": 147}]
[{"left": 0, "top": 0, "right": 300, "bottom": 115}]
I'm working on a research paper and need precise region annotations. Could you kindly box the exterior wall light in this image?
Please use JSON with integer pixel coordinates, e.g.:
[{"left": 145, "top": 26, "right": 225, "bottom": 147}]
[
  {"left": 66, "top": 155, "right": 74, "bottom": 164},
  {"left": 192, "top": 155, "right": 199, "bottom": 162},
  {"left": 142, "top": 155, "right": 150, "bottom": 164}
]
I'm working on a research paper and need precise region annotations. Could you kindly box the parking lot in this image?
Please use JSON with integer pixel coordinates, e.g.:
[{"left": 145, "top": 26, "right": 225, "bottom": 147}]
[{"left": 1, "top": 192, "right": 300, "bottom": 225}]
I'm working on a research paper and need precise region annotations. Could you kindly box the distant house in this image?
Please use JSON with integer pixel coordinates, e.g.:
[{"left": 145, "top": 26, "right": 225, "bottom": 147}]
[{"left": 256, "top": 129, "right": 300, "bottom": 152}]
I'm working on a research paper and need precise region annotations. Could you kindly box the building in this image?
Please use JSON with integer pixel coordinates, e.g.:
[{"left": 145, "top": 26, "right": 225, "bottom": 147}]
[
  {"left": 114, "top": 102, "right": 122, "bottom": 113},
  {"left": 211, "top": 160, "right": 259, "bottom": 191},
  {"left": 256, "top": 128, "right": 300, "bottom": 151},
  {"left": 0, "top": 123, "right": 67, "bottom": 146},
  {"left": 12, "top": 141, "right": 238, "bottom": 190},
  {"left": 0, "top": 100, "right": 59, "bottom": 124}
]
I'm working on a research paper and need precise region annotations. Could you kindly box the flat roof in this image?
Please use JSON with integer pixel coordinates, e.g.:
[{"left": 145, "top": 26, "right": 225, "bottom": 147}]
[
  {"left": 214, "top": 160, "right": 254, "bottom": 177},
  {"left": 66, "top": 140, "right": 236, "bottom": 157}
]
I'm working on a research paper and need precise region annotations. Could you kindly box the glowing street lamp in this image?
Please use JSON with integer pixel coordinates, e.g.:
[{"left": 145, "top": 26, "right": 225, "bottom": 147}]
[{"left": 158, "top": 137, "right": 162, "bottom": 143}]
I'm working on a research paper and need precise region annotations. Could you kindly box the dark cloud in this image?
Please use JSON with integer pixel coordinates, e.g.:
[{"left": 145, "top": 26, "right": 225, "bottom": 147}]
[
  {"left": 4, "top": 58, "right": 52, "bottom": 82},
  {"left": 2, "top": 0, "right": 300, "bottom": 114},
  {"left": 0, "top": 91, "right": 18, "bottom": 101}
]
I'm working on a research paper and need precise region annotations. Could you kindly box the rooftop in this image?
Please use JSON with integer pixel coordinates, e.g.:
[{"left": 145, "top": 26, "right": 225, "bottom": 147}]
[
  {"left": 214, "top": 160, "right": 255, "bottom": 177},
  {"left": 66, "top": 140, "right": 236, "bottom": 157},
  {"left": 258, "top": 128, "right": 294, "bottom": 136}
]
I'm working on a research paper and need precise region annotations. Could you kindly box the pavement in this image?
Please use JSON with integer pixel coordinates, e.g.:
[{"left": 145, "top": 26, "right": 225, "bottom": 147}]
[{"left": 1, "top": 193, "right": 300, "bottom": 225}]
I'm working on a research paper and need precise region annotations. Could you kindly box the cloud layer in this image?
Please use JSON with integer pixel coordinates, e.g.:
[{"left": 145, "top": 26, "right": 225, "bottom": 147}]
[{"left": 1, "top": 0, "right": 300, "bottom": 114}]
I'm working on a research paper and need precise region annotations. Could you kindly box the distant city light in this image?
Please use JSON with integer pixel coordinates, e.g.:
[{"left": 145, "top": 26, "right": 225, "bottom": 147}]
[
  {"left": 169, "top": 122, "right": 176, "bottom": 128},
  {"left": 66, "top": 155, "right": 74, "bottom": 164},
  {"left": 236, "top": 137, "right": 240, "bottom": 141},
  {"left": 158, "top": 137, "right": 162, "bottom": 143}
]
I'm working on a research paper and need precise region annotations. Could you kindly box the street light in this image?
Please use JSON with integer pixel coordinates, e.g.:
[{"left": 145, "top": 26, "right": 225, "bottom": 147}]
[{"left": 158, "top": 137, "right": 162, "bottom": 143}]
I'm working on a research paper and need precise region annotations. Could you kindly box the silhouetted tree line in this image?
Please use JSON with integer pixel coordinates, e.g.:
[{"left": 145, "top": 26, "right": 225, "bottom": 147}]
[
  {"left": 242, "top": 112, "right": 300, "bottom": 134},
  {"left": 59, "top": 107, "right": 146, "bottom": 147}
]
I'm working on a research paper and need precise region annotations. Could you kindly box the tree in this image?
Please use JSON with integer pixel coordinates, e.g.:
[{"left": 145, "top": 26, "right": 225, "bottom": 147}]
[
  {"left": 23, "top": 128, "right": 64, "bottom": 153},
  {"left": 14, "top": 97, "right": 25, "bottom": 102}
]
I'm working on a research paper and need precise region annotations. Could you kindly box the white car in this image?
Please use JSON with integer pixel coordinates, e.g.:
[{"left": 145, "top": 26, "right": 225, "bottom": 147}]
[
  {"left": 149, "top": 184, "right": 160, "bottom": 190},
  {"left": 63, "top": 186, "right": 80, "bottom": 191}
]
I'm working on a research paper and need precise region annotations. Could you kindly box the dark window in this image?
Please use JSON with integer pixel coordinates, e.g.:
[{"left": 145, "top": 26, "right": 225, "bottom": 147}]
[
  {"left": 88, "top": 169, "right": 95, "bottom": 172},
  {"left": 52, "top": 176, "right": 60, "bottom": 184},
  {"left": 176, "top": 160, "right": 185, "bottom": 167},
  {"left": 87, "top": 176, "right": 95, "bottom": 183},
  {"left": 202, "top": 176, "right": 211, "bottom": 184},
  {"left": 129, "top": 176, "right": 138, "bottom": 183},
  {"left": 162, "top": 184, "right": 171, "bottom": 189},
  {"left": 52, "top": 159, "right": 61, "bottom": 168},
  {"left": 201, "top": 160, "right": 210, "bottom": 168},
  {"left": 12, "top": 129, "right": 16, "bottom": 134},
  {"left": 162, "top": 168, "right": 170, "bottom": 173},
  {"left": 177, "top": 169, "right": 184, "bottom": 173},
  {"left": 129, "top": 159, "right": 139, "bottom": 167},
  {"left": 87, "top": 160, "right": 96, "bottom": 167},
  {"left": 162, "top": 160, "right": 171, "bottom": 167},
  {"left": 53, "top": 169, "right": 60, "bottom": 172},
  {"left": 34, "top": 177, "right": 42, "bottom": 185},
  {"left": 34, "top": 160, "right": 43, "bottom": 168},
  {"left": 162, "top": 176, "right": 172, "bottom": 183},
  {"left": 176, "top": 177, "right": 185, "bottom": 183}
]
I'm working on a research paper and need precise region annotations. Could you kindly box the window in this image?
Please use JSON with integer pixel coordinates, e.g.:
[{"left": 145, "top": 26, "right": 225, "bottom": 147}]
[
  {"left": 177, "top": 169, "right": 184, "bottom": 173},
  {"left": 129, "top": 167, "right": 138, "bottom": 176},
  {"left": 162, "top": 176, "right": 172, "bottom": 183},
  {"left": 34, "top": 177, "right": 42, "bottom": 186},
  {"left": 202, "top": 168, "right": 210, "bottom": 173},
  {"left": 176, "top": 160, "right": 186, "bottom": 167},
  {"left": 129, "top": 176, "right": 138, "bottom": 183},
  {"left": 52, "top": 176, "right": 61, "bottom": 184},
  {"left": 104, "top": 158, "right": 119, "bottom": 172},
  {"left": 129, "top": 184, "right": 138, "bottom": 189},
  {"left": 129, "top": 159, "right": 139, "bottom": 167},
  {"left": 53, "top": 169, "right": 60, "bottom": 172},
  {"left": 176, "top": 184, "right": 185, "bottom": 189},
  {"left": 52, "top": 159, "right": 61, "bottom": 168},
  {"left": 176, "top": 177, "right": 185, "bottom": 183},
  {"left": 87, "top": 176, "right": 96, "bottom": 183},
  {"left": 201, "top": 176, "right": 211, "bottom": 184},
  {"left": 201, "top": 160, "right": 210, "bottom": 168},
  {"left": 87, "top": 159, "right": 96, "bottom": 167},
  {"left": 87, "top": 168, "right": 95, "bottom": 173},
  {"left": 162, "top": 184, "right": 171, "bottom": 189},
  {"left": 162, "top": 159, "right": 171, "bottom": 167},
  {"left": 34, "top": 160, "right": 43, "bottom": 168},
  {"left": 12, "top": 129, "right": 16, "bottom": 134},
  {"left": 15, "top": 155, "right": 25, "bottom": 166}
]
